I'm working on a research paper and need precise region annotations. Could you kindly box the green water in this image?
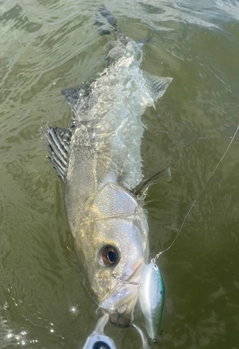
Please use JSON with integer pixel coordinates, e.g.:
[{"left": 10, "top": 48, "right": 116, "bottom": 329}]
[{"left": 0, "top": 1, "right": 239, "bottom": 348}]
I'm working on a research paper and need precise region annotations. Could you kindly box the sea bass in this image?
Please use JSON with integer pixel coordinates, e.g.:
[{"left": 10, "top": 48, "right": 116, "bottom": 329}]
[{"left": 43, "top": 6, "right": 172, "bottom": 328}]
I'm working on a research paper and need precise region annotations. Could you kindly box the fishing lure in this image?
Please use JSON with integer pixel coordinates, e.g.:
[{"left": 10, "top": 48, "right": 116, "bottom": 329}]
[
  {"left": 82, "top": 314, "right": 117, "bottom": 349},
  {"left": 83, "top": 313, "right": 149, "bottom": 349},
  {"left": 139, "top": 262, "right": 165, "bottom": 342}
]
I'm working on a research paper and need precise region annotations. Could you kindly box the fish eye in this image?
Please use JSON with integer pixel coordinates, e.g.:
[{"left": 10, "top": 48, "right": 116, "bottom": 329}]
[{"left": 98, "top": 245, "right": 120, "bottom": 267}]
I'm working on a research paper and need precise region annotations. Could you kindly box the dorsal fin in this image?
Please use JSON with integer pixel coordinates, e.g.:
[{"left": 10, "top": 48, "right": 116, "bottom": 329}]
[
  {"left": 61, "top": 82, "right": 92, "bottom": 114},
  {"left": 42, "top": 126, "right": 72, "bottom": 181}
]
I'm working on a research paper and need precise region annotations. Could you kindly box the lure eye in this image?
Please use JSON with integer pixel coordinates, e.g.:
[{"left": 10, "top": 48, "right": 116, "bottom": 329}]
[
  {"left": 93, "top": 341, "right": 110, "bottom": 349},
  {"left": 99, "top": 245, "right": 120, "bottom": 267}
]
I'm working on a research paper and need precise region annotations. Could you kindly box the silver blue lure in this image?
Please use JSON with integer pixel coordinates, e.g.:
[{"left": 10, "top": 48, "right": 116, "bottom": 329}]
[
  {"left": 139, "top": 261, "right": 165, "bottom": 342},
  {"left": 82, "top": 313, "right": 149, "bottom": 349},
  {"left": 82, "top": 314, "right": 117, "bottom": 349}
]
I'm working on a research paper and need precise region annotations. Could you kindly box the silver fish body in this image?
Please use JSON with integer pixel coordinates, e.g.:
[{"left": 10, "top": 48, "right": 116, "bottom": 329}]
[
  {"left": 44, "top": 7, "right": 171, "bottom": 329},
  {"left": 139, "top": 262, "right": 165, "bottom": 342}
]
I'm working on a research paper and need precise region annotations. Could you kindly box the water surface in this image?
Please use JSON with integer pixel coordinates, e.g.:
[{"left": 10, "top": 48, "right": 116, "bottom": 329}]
[{"left": 0, "top": 0, "right": 239, "bottom": 348}]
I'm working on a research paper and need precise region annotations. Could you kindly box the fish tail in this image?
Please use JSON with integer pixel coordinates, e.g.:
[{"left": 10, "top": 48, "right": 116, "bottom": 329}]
[
  {"left": 98, "top": 5, "right": 117, "bottom": 29},
  {"left": 95, "top": 5, "right": 118, "bottom": 35}
]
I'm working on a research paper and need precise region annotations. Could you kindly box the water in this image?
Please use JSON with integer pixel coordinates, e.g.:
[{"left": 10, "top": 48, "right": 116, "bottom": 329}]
[{"left": 0, "top": 0, "right": 238, "bottom": 348}]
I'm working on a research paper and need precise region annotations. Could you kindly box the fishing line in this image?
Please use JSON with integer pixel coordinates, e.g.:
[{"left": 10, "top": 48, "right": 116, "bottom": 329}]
[
  {"left": 153, "top": 125, "right": 239, "bottom": 262},
  {"left": 131, "top": 323, "right": 149, "bottom": 349},
  {"left": 112, "top": 274, "right": 139, "bottom": 287}
]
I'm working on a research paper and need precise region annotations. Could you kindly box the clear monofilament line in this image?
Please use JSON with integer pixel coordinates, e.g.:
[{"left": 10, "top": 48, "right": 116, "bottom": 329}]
[
  {"left": 152, "top": 199, "right": 197, "bottom": 262},
  {"left": 153, "top": 125, "right": 239, "bottom": 262}
]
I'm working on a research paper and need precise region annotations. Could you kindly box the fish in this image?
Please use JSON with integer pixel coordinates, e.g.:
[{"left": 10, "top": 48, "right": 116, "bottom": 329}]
[
  {"left": 139, "top": 262, "right": 165, "bottom": 342},
  {"left": 43, "top": 6, "right": 172, "bottom": 328}
]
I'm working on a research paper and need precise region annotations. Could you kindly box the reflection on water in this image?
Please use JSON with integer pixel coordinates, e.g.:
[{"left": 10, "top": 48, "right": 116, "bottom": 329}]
[{"left": 0, "top": 0, "right": 238, "bottom": 348}]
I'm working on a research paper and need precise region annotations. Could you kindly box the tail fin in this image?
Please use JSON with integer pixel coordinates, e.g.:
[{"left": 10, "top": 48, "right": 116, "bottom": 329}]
[
  {"left": 95, "top": 5, "right": 118, "bottom": 35},
  {"left": 99, "top": 5, "right": 117, "bottom": 29}
]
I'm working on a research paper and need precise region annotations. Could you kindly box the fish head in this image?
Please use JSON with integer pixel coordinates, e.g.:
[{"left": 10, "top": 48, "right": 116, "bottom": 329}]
[
  {"left": 77, "top": 183, "right": 149, "bottom": 328},
  {"left": 95, "top": 216, "right": 147, "bottom": 327}
]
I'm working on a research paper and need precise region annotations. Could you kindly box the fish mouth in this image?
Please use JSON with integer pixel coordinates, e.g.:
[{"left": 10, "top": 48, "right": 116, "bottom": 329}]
[
  {"left": 99, "top": 260, "right": 144, "bottom": 327},
  {"left": 101, "top": 283, "right": 139, "bottom": 328},
  {"left": 109, "top": 295, "right": 138, "bottom": 328}
]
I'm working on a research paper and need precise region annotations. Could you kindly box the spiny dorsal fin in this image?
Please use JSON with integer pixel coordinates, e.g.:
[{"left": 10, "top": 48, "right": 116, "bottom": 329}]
[
  {"left": 132, "top": 162, "right": 173, "bottom": 197},
  {"left": 42, "top": 126, "right": 72, "bottom": 181}
]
